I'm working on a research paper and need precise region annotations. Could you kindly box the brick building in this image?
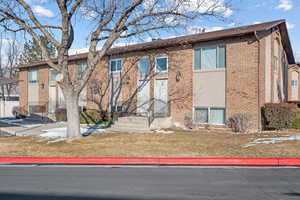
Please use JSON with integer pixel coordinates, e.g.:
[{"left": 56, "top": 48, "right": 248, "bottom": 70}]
[
  {"left": 18, "top": 20, "right": 296, "bottom": 130},
  {"left": 288, "top": 63, "right": 300, "bottom": 102}
]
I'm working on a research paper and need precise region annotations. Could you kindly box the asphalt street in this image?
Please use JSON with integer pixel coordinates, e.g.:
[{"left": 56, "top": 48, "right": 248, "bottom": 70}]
[{"left": 0, "top": 166, "right": 299, "bottom": 200}]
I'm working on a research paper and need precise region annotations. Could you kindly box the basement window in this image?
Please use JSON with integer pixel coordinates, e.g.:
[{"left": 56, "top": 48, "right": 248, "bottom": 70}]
[
  {"left": 194, "top": 107, "right": 225, "bottom": 125},
  {"left": 111, "top": 105, "right": 122, "bottom": 112}
]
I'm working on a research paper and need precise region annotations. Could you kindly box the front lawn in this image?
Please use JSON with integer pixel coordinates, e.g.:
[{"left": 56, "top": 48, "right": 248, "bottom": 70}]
[{"left": 1, "top": 129, "right": 300, "bottom": 157}]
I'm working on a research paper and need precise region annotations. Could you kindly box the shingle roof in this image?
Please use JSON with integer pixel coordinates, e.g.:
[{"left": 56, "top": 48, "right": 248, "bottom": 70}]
[{"left": 19, "top": 19, "right": 295, "bottom": 69}]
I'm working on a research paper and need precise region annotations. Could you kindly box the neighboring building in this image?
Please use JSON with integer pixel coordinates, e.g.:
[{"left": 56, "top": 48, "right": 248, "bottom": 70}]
[
  {"left": 288, "top": 63, "right": 300, "bottom": 102},
  {"left": 0, "top": 78, "right": 19, "bottom": 118},
  {"left": 18, "top": 20, "right": 296, "bottom": 130}
]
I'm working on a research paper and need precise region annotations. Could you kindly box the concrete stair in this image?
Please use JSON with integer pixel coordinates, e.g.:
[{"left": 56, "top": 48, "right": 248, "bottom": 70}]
[{"left": 109, "top": 116, "right": 152, "bottom": 133}]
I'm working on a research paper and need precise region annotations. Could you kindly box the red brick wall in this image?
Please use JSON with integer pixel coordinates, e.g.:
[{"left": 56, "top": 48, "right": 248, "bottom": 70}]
[
  {"left": 19, "top": 70, "right": 28, "bottom": 113},
  {"left": 226, "top": 35, "right": 261, "bottom": 130}
]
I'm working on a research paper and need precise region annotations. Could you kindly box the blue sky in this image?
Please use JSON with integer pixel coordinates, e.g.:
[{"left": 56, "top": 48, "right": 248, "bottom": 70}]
[{"left": 22, "top": 0, "right": 300, "bottom": 61}]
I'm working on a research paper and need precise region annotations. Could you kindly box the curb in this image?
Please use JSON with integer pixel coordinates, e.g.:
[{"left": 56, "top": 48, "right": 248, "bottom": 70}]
[{"left": 0, "top": 157, "right": 300, "bottom": 166}]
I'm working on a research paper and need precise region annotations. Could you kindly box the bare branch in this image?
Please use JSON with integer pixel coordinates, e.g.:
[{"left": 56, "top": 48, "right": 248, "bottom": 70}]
[{"left": 16, "top": 0, "right": 60, "bottom": 48}]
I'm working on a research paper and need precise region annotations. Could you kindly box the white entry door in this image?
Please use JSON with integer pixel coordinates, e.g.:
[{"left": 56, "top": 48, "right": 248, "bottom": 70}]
[
  {"left": 154, "top": 79, "right": 168, "bottom": 115},
  {"left": 137, "top": 80, "right": 150, "bottom": 115},
  {"left": 48, "top": 85, "right": 57, "bottom": 113}
]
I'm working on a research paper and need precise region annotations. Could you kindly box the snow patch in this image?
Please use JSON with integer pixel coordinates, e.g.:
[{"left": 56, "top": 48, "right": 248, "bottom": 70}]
[
  {"left": 40, "top": 126, "right": 106, "bottom": 139},
  {"left": 243, "top": 134, "right": 300, "bottom": 147},
  {"left": 154, "top": 130, "right": 174, "bottom": 134}
]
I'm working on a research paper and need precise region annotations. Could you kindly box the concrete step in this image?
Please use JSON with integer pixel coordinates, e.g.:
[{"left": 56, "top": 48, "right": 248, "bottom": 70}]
[
  {"left": 108, "top": 116, "right": 152, "bottom": 133},
  {"left": 108, "top": 126, "right": 152, "bottom": 133},
  {"left": 111, "top": 122, "right": 149, "bottom": 129},
  {"left": 117, "top": 116, "right": 148, "bottom": 124}
]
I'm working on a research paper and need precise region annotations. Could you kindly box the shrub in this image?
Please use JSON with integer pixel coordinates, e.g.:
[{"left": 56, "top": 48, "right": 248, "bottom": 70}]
[
  {"left": 55, "top": 108, "right": 67, "bottom": 121},
  {"left": 292, "top": 110, "right": 300, "bottom": 129},
  {"left": 80, "top": 109, "right": 109, "bottom": 124},
  {"left": 226, "top": 113, "right": 252, "bottom": 133},
  {"left": 262, "top": 103, "right": 298, "bottom": 130}
]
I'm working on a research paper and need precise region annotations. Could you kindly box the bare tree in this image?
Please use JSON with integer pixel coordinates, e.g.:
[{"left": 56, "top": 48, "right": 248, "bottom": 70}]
[
  {"left": 0, "top": 33, "right": 19, "bottom": 99},
  {"left": 0, "top": 0, "right": 232, "bottom": 138}
]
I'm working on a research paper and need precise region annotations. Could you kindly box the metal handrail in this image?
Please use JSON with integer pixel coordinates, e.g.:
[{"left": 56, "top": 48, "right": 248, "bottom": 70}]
[{"left": 147, "top": 99, "right": 170, "bottom": 127}]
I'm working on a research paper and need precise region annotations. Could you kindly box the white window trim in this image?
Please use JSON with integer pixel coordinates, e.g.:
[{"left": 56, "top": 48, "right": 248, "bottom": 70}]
[
  {"left": 49, "top": 69, "right": 57, "bottom": 83},
  {"left": 193, "top": 44, "right": 226, "bottom": 72},
  {"left": 28, "top": 69, "right": 38, "bottom": 84},
  {"left": 110, "top": 58, "right": 123, "bottom": 73},
  {"left": 193, "top": 107, "right": 226, "bottom": 125},
  {"left": 155, "top": 56, "right": 168, "bottom": 73},
  {"left": 78, "top": 61, "right": 87, "bottom": 73}
]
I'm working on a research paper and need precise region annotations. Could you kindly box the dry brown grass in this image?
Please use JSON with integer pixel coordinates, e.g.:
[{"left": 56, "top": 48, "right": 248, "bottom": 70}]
[{"left": 0, "top": 129, "right": 300, "bottom": 157}]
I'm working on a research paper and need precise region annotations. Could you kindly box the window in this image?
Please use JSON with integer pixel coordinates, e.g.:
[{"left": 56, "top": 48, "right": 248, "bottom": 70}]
[
  {"left": 210, "top": 108, "right": 225, "bottom": 125},
  {"left": 139, "top": 58, "right": 151, "bottom": 74},
  {"left": 292, "top": 80, "right": 298, "bottom": 88},
  {"left": 194, "top": 108, "right": 208, "bottom": 123},
  {"left": 156, "top": 57, "right": 168, "bottom": 72},
  {"left": 194, "top": 107, "right": 225, "bottom": 125},
  {"left": 78, "top": 62, "right": 87, "bottom": 73},
  {"left": 50, "top": 70, "right": 58, "bottom": 81},
  {"left": 110, "top": 59, "right": 122, "bottom": 72},
  {"left": 194, "top": 45, "right": 226, "bottom": 70},
  {"left": 111, "top": 105, "right": 122, "bottom": 112},
  {"left": 29, "top": 69, "right": 38, "bottom": 83}
]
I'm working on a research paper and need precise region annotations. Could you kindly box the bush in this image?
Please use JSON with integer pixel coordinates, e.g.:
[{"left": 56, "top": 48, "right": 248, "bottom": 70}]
[
  {"left": 226, "top": 113, "right": 252, "bottom": 133},
  {"left": 292, "top": 110, "right": 300, "bottom": 129},
  {"left": 262, "top": 103, "right": 298, "bottom": 130},
  {"left": 55, "top": 108, "right": 67, "bottom": 121},
  {"left": 29, "top": 105, "right": 46, "bottom": 113},
  {"left": 80, "top": 109, "right": 108, "bottom": 124}
]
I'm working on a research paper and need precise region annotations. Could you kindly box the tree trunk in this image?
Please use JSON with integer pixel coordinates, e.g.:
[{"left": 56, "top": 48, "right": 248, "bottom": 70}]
[{"left": 64, "top": 89, "right": 81, "bottom": 139}]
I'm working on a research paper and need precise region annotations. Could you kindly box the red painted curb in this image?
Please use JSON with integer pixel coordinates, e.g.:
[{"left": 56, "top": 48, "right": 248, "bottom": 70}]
[{"left": 0, "top": 157, "right": 299, "bottom": 166}]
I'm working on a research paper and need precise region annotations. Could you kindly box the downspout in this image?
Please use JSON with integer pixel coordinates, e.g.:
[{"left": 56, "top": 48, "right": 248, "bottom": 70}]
[{"left": 254, "top": 31, "right": 261, "bottom": 131}]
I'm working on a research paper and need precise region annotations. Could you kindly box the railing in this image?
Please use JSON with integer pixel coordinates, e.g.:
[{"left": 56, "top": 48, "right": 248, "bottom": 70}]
[
  {"left": 147, "top": 99, "right": 170, "bottom": 127},
  {"left": 27, "top": 101, "right": 50, "bottom": 121}
]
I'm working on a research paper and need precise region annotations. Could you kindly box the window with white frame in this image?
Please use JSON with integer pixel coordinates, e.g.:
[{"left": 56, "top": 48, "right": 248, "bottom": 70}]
[
  {"left": 291, "top": 80, "right": 298, "bottom": 88},
  {"left": 194, "top": 45, "right": 226, "bottom": 70},
  {"left": 78, "top": 61, "right": 87, "bottom": 73},
  {"left": 110, "top": 59, "right": 122, "bottom": 72},
  {"left": 50, "top": 69, "right": 58, "bottom": 82},
  {"left": 156, "top": 56, "right": 168, "bottom": 72},
  {"left": 194, "top": 107, "right": 225, "bottom": 125},
  {"left": 139, "top": 58, "right": 151, "bottom": 74},
  {"left": 29, "top": 69, "right": 38, "bottom": 83}
]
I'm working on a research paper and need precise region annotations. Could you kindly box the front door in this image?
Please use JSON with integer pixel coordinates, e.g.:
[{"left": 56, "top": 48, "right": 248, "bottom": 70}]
[
  {"left": 137, "top": 80, "right": 150, "bottom": 115},
  {"left": 48, "top": 85, "right": 57, "bottom": 113},
  {"left": 154, "top": 79, "right": 168, "bottom": 116}
]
